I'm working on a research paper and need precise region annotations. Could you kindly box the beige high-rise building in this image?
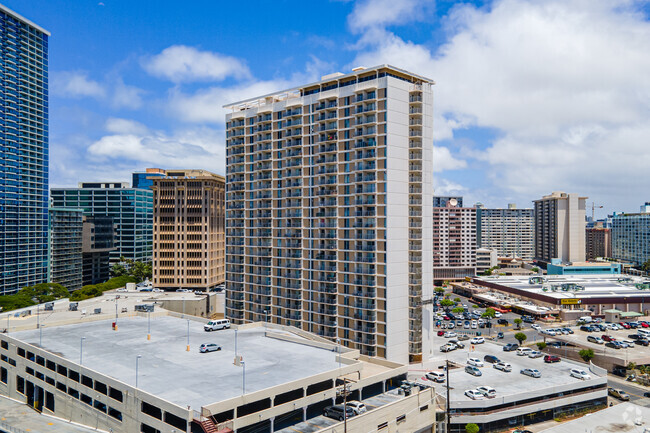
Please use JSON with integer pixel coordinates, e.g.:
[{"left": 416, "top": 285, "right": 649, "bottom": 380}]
[
  {"left": 534, "top": 192, "right": 587, "bottom": 264},
  {"left": 586, "top": 227, "right": 611, "bottom": 260},
  {"left": 432, "top": 200, "right": 477, "bottom": 282},
  {"left": 224, "top": 65, "right": 435, "bottom": 363},
  {"left": 152, "top": 170, "right": 225, "bottom": 291}
]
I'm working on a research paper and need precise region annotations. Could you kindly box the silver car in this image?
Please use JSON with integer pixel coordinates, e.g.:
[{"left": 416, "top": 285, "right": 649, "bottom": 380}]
[
  {"left": 199, "top": 343, "right": 222, "bottom": 353},
  {"left": 520, "top": 368, "right": 541, "bottom": 378}
]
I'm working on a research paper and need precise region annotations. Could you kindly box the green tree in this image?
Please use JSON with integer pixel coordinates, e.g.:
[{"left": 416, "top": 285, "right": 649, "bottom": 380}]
[
  {"left": 482, "top": 308, "right": 496, "bottom": 319},
  {"left": 454, "top": 297, "right": 461, "bottom": 303},
  {"left": 465, "top": 423, "right": 479, "bottom": 433},
  {"left": 452, "top": 307, "right": 465, "bottom": 313},
  {"left": 440, "top": 299, "right": 455, "bottom": 307},
  {"left": 579, "top": 349, "right": 595, "bottom": 362},
  {"left": 531, "top": 267, "right": 539, "bottom": 273},
  {"left": 639, "top": 365, "right": 647, "bottom": 375},
  {"left": 514, "top": 318, "right": 523, "bottom": 329},
  {"left": 110, "top": 263, "right": 128, "bottom": 277},
  {"left": 642, "top": 260, "right": 650, "bottom": 273},
  {"left": 628, "top": 362, "right": 637, "bottom": 371},
  {"left": 472, "top": 305, "right": 479, "bottom": 309},
  {"left": 514, "top": 332, "right": 527, "bottom": 345},
  {"left": 537, "top": 342, "right": 547, "bottom": 350},
  {"left": 434, "top": 287, "right": 445, "bottom": 294}
]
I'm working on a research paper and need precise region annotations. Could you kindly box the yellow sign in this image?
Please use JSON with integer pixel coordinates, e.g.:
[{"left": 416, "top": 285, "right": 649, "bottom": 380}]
[
  {"left": 560, "top": 298, "right": 582, "bottom": 305},
  {"left": 465, "top": 277, "right": 472, "bottom": 282}
]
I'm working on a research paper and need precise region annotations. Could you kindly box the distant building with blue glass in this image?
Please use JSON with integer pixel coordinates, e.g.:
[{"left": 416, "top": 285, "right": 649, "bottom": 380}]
[
  {"left": 612, "top": 203, "right": 650, "bottom": 266},
  {"left": 50, "top": 183, "right": 153, "bottom": 264},
  {"left": 132, "top": 168, "right": 166, "bottom": 190},
  {"left": 0, "top": 5, "right": 50, "bottom": 294}
]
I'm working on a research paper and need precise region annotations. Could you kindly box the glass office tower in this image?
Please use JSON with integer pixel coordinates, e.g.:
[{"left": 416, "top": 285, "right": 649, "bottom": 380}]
[{"left": 0, "top": 6, "right": 50, "bottom": 294}]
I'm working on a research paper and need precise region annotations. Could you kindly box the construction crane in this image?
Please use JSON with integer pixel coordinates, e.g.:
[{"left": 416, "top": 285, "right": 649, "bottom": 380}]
[{"left": 591, "top": 202, "right": 603, "bottom": 221}]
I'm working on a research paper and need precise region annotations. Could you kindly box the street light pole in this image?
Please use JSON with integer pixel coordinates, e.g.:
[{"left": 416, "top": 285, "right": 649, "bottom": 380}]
[
  {"left": 115, "top": 296, "right": 118, "bottom": 330},
  {"left": 147, "top": 311, "right": 151, "bottom": 341},
  {"left": 37, "top": 304, "right": 42, "bottom": 347},
  {"left": 80, "top": 337, "right": 86, "bottom": 365},
  {"left": 136, "top": 355, "right": 142, "bottom": 388},
  {"left": 264, "top": 310, "right": 269, "bottom": 332},
  {"left": 241, "top": 361, "right": 246, "bottom": 395},
  {"left": 186, "top": 319, "right": 190, "bottom": 352}
]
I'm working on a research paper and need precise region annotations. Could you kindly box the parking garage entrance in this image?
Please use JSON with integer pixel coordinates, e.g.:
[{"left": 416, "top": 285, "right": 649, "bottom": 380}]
[{"left": 26, "top": 380, "right": 44, "bottom": 412}]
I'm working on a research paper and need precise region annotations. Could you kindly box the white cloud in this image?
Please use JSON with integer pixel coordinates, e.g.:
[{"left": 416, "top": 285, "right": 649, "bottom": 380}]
[
  {"left": 350, "top": 0, "right": 650, "bottom": 209},
  {"left": 87, "top": 126, "right": 226, "bottom": 174},
  {"left": 142, "top": 45, "right": 251, "bottom": 83},
  {"left": 111, "top": 79, "right": 145, "bottom": 109},
  {"left": 433, "top": 178, "right": 467, "bottom": 196},
  {"left": 51, "top": 71, "right": 105, "bottom": 98},
  {"left": 105, "top": 118, "right": 149, "bottom": 135},
  {"left": 433, "top": 146, "right": 466, "bottom": 172},
  {"left": 348, "top": 0, "right": 435, "bottom": 33}
]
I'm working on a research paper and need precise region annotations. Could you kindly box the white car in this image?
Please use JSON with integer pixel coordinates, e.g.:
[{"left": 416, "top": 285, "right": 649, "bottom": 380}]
[
  {"left": 152, "top": 288, "right": 164, "bottom": 293},
  {"left": 622, "top": 340, "right": 635, "bottom": 348},
  {"left": 477, "top": 386, "right": 496, "bottom": 398},
  {"left": 493, "top": 361, "right": 512, "bottom": 372},
  {"left": 570, "top": 369, "right": 591, "bottom": 380},
  {"left": 467, "top": 357, "right": 484, "bottom": 367},
  {"left": 542, "top": 329, "right": 557, "bottom": 336},
  {"left": 517, "top": 347, "right": 533, "bottom": 356},
  {"left": 425, "top": 371, "right": 446, "bottom": 383},
  {"left": 587, "top": 335, "right": 604, "bottom": 344},
  {"left": 494, "top": 312, "right": 502, "bottom": 318},
  {"left": 464, "top": 389, "right": 484, "bottom": 400},
  {"left": 116, "top": 287, "right": 127, "bottom": 292},
  {"left": 444, "top": 331, "right": 457, "bottom": 338},
  {"left": 531, "top": 324, "right": 541, "bottom": 331},
  {"left": 346, "top": 401, "right": 367, "bottom": 415},
  {"left": 471, "top": 321, "right": 478, "bottom": 329},
  {"left": 470, "top": 337, "right": 485, "bottom": 344},
  {"left": 448, "top": 322, "right": 456, "bottom": 329}
]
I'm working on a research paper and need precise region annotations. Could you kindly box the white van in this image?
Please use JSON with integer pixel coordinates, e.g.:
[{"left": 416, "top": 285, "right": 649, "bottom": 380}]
[
  {"left": 579, "top": 316, "right": 593, "bottom": 323},
  {"left": 516, "top": 347, "right": 533, "bottom": 356},
  {"left": 204, "top": 319, "right": 231, "bottom": 332},
  {"left": 426, "top": 371, "right": 446, "bottom": 383}
]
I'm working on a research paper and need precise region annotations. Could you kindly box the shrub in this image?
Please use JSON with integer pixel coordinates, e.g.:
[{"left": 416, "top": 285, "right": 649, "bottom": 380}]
[
  {"left": 579, "top": 349, "right": 595, "bottom": 362},
  {"left": 537, "top": 342, "right": 547, "bottom": 350},
  {"left": 70, "top": 276, "right": 137, "bottom": 302},
  {"left": 465, "top": 423, "right": 479, "bottom": 433}
]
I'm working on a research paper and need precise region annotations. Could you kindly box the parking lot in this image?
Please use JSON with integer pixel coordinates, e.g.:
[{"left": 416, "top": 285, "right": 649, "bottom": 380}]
[{"left": 420, "top": 336, "right": 605, "bottom": 403}]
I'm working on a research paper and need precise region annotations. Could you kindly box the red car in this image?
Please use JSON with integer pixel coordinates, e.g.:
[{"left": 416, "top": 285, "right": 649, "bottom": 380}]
[
  {"left": 544, "top": 355, "right": 561, "bottom": 363},
  {"left": 619, "top": 322, "right": 631, "bottom": 329},
  {"left": 437, "top": 330, "right": 445, "bottom": 336},
  {"left": 641, "top": 322, "right": 650, "bottom": 328},
  {"left": 443, "top": 316, "right": 450, "bottom": 321},
  {"left": 602, "top": 334, "right": 616, "bottom": 342}
]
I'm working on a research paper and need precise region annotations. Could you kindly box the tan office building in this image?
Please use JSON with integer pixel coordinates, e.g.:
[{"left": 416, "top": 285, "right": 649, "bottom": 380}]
[
  {"left": 152, "top": 170, "right": 225, "bottom": 291},
  {"left": 534, "top": 191, "right": 587, "bottom": 264}
]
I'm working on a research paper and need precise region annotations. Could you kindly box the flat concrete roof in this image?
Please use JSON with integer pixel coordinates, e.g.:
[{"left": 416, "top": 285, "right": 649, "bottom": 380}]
[
  {"left": 11, "top": 316, "right": 341, "bottom": 412},
  {"left": 475, "top": 275, "right": 650, "bottom": 301},
  {"left": 538, "top": 402, "right": 650, "bottom": 433},
  {"left": 426, "top": 337, "right": 606, "bottom": 404}
]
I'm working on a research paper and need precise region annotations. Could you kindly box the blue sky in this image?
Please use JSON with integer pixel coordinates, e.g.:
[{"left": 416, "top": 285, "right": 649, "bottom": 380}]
[{"left": 6, "top": 0, "right": 650, "bottom": 218}]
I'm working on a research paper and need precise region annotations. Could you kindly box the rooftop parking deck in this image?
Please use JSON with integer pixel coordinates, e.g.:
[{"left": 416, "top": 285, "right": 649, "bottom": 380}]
[{"left": 11, "top": 316, "right": 341, "bottom": 411}]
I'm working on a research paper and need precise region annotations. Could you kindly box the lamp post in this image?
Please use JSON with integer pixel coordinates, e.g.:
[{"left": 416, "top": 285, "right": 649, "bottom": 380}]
[
  {"left": 186, "top": 319, "right": 190, "bottom": 352},
  {"left": 80, "top": 337, "right": 86, "bottom": 365},
  {"left": 241, "top": 361, "right": 246, "bottom": 395},
  {"left": 336, "top": 337, "right": 342, "bottom": 371},
  {"left": 264, "top": 310, "right": 269, "bottom": 332},
  {"left": 114, "top": 296, "right": 118, "bottom": 330},
  {"left": 136, "top": 355, "right": 142, "bottom": 388},
  {"left": 37, "top": 303, "right": 42, "bottom": 347},
  {"left": 147, "top": 311, "right": 151, "bottom": 341},
  {"left": 235, "top": 328, "right": 238, "bottom": 358}
]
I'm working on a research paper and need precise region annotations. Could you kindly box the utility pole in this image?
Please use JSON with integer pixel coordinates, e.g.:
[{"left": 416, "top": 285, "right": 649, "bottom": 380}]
[{"left": 446, "top": 359, "right": 450, "bottom": 430}]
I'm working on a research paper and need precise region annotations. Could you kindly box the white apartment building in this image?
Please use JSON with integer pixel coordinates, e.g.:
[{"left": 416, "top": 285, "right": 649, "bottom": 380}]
[
  {"left": 432, "top": 200, "right": 477, "bottom": 282},
  {"left": 534, "top": 192, "right": 587, "bottom": 264},
  {"left": 224, "top": 65, "right": 435, "bottom": 363},
  {"left": 476, "top": 203, "right": 535, "bottom": 260}
]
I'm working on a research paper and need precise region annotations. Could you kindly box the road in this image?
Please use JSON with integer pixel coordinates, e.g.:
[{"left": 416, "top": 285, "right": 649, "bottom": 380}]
[{"left": 610, "top": 378, "right": 650, "bottom": 407}]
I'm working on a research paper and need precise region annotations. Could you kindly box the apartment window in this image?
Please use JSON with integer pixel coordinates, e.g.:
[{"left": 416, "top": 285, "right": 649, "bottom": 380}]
[
  {"left": 67, "top": 387, "right": 79, "bottom": 399},
  {"left": 108, "top": 407, "right": 123, "bottom": 422},
  {"left": 1, "top": 367, "right": 6, "bottom": 384},
  {"left": 1, "top": 340, "right": 7, "bottom": 350},
  {"left": 141, "top": 401, "right": 163, "bottom": 419},
  {"left": 56, "top": 382, "right": 66, "bottom": 393},
  {"left": 80, "top": 393, "right": 92, "bottom": 406},
  {"left": 141, "top": 424, "right": 160, "bottom": 433},
  {"left": 57, "top": 365, "right": 67, "bottom": 376},
  {"left": 16, "top": 376, "right": 24, "bottom": 394}
]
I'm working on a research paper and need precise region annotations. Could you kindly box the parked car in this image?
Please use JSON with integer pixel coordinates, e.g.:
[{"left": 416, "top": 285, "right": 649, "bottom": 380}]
[
  {"left": 437, "top": 330, "right": 445, "bottom": 336},
  {"left": 451, "top": 341, "right": 465, "bottom": 349},
  {"left": 544, "top": 355, "right": 561, "bottom": 363},
  {"left": 440, "top": 344, "right": 456, "bottom": 352},
  {"left": 448, "top": 322, "right": 456, "bottom": 329},
  {"left": 570, "top": 369, "right": 591, "bottom": 380},
  {"left": 528, "top": 350, "right": 544, "bottom": 359},
  {"left": 542, "top": 329, "right": 557, "bottom": 336},
  {"left": 467, "top": 357, "right": 484, "bottom": 367},
  {"left": 636, "top": 339, "right": 650, "bottom": 346},
  {"left": 628, "top": 334, "right": 643, "bottom": 340},
  {"left": 457, "top": 334, "right": 470, "bottom": 341},
  {"left": 619, "top": 322, "right": 631, "bottom": 329},
  {"left": 522, "top": 316, "right": 535, "bottom": 323},
  {"left": 503, "top": 343, "right": 519, "bottom": 352},
  {"left": 562, "top": 328, "right": 574, "bottom": 334},
  {"left": 204, "top": 319, "right": 231, "bottom": 331},
  {"left": 520, "top": 368, "right": 541, "bottom": 378},
  {"left": 497, "top": 319, "right": 509, "bottom": 325},
  {"left": 496, "top": 332, "right": 504, "bottom": 339},
  {"left": 444, "top": 332, "right": 457, "bottom": 338},
  {"left": 494, "top": 312, "right": 503, "bottom": 318},
  {"left": 470, "top": 337, "right": 485, "bottom": 344},
  {"left": 605, "top": 341, "right": 621, "bottom": 349},
  {"left": 483, "top": 355, "right": 500, "bottom": 364},
  {"left": 580, "top": 325, "right": 594, "bottom": 332},
  {"left": 346, "top": 401, "right": 367, "bottom": 415},
  {"left": 608, "top": 388, "right": 630, "bottom": 401},
  {"left": 426, "top": 371, "right": 446, "bottom": 383},
  {"left": 601, "top": 334, "right": 616, "bottom": 342},
  {"left": 587, "top": 335, "right": 604, "bottom": 344},
  {"left": 532, "top": 324, "right": 542, "bottom": 331},
  {"left": 199, "top": 343, "right": 222, "bottom": 353},
  {"left": 465, "top": 365, "right": 482, "bottom": 376},
  {"left": 323, "top": 405, "right": 355, "bottom": 421},
  {"left": 465, "top": 389, "right": 484, "bottom": 400},
  {"left": 517, "top": 347, "right": 533, "bottom": 356},
  {"left": 477, "top": 386, "right": 497, "bottom": 398},
  {"left": 621, "top": 340, "right": 635, "bottom": 348},
  {"left": 494, "top": 362, "right": 512, "bottom": 372}
]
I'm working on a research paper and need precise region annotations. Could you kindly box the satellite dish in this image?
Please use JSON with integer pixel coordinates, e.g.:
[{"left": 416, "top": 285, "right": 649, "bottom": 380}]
[{"left": 449, "top": 198, "right": 458, "bottom": 207}]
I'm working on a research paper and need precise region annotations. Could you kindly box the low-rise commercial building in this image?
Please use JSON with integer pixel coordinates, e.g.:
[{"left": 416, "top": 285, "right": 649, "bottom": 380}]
[
  {"left": 476, "top": 248, "right": 497, "bottom": 274},
  {"left": 546, "top": 260, "right": 621, "bottom": 275}
]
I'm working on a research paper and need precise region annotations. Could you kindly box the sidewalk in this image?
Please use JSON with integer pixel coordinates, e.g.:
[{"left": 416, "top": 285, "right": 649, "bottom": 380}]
[
  {"left": 607, "top": 373, "right": 650, "bottom": 391},
  {"left": 0, "top": 395, "right": 96, "bottom": 432}
]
